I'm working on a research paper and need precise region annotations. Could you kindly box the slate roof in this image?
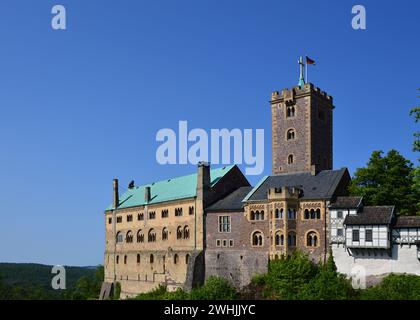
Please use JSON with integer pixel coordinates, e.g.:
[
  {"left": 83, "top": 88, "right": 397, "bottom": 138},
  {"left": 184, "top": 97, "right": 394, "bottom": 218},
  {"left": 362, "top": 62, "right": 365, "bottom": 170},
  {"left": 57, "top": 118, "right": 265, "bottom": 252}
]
[
  {"left": 329, "top": 196, "right": 363, "bottom": 209},
  {"left": 393, "top": 216, "right": 420, "bottom": 228},
  {"left": 105, "top": 165, "right": 235, "bottom": 211},
  {"left": 243, "top": 168, "right": 349, "bottom": 202},
  {"left": 206, "top": 186, "right": 253, "bottom": 212},
  {"left": 344, "top": 206, "right": 395, "bottom": 225}
]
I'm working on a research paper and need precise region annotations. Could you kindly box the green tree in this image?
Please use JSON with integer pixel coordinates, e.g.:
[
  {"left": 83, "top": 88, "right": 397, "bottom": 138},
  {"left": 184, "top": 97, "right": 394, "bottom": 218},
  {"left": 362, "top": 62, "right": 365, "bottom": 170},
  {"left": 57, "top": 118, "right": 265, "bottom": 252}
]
[
  {"left": 189, "top": 277, "right": 237, "bottom": 300},
  {"left": 263, "top": 252, "right": 319, "bottom": 299},
  {"left": 298, "top": 254, "right": 355, "bottom": 300},
  {"left": 410, "top": 88, "right": 420, "bottom": 153},
  {"left": 349, "top": 149, "right": 418, "bottom": 215},
  {"left": 361, "top": 274, "right": 420, "bottom": 300}
]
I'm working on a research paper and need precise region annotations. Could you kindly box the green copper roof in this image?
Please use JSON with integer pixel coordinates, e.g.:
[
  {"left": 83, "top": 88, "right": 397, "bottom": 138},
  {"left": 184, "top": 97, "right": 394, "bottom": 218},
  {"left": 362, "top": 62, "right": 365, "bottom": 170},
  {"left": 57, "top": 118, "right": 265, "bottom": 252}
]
[{"left": 105, "top": 165, "right": 235, "bottom": 211}]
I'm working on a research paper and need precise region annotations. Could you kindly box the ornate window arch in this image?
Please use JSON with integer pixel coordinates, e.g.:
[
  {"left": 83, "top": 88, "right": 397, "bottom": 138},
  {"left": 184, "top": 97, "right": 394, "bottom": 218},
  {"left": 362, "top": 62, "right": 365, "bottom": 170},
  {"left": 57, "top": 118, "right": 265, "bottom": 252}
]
[
  {"left": 148, "top": 228, "right": 156, "bottom": 242},
  {"left": 286, "top": 128, "right": 296, "bottom": 140},
  {"left": 137, "top": 229, "right": 144, "bottom": 243},
  {"left": 286, "top": 105, "right": 296, "bottom": 117},
  {"left": 251, "top": 230, "right": 264, "bottom": 246},
  {"left": 162, "top": 227, "right": 168, "bottom": 241},
  {"left": 306, "top": 230, "right": 319, "bottom": 247},
  {"left": 183, "top": 226, "right": 190, "bottom": 239},
  {"left": 177, "top": 226, "right": 183, "bottom": 239},
  {"left": 116, "top": 231, "right": 123, "bottom": 243},
  {"left": 126, "top": 230, "right": 133, "bottom": 243},
  {"left": 275, "top": 231, "right": 284, "bottom": 246}
]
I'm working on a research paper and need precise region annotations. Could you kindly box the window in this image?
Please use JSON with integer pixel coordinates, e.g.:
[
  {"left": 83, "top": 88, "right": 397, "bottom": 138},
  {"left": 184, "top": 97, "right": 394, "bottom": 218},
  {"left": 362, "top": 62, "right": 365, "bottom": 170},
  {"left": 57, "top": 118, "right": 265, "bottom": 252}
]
[
  {"left": 337, "top": 211, "right": 343, "bottom": 219},
  {"left": 251, "top": 211, "right": 264, "bottom": 221},
  {"left": 137, "top": 230, "right": 144, "bottom": 243},
  {"left": 275, "top": 208, "right": 284, "bottom": 219},
  {"left": 288, "top": 208, "right": 296, "bottom": 219},
  {"left": 161, "top": 209, "right": 168, "bottom": 218},
  {"left": 222, "top": 239, "right": 227, "bottom": 247},
  {"left": 286, "top": 105, "right": 295, "bottom": 117},
  {"left": 116, "top": 255, "right": 119, "bottom": 264},
  {"left": 137, "top": 254, "right": 140, "bottom": 264},
  {"left": 124, "top": 255, "right": 127, "bottom": 264},
  {"left": 126, "top": 230, "right": 133, "bottom": 243},
  {"left": 175, "top": 208, "right": 183, "bottom": 217},
  {"left": 216, "top": 239, "right": 221, "bottom": 247},
  {"left": 287, "top": 129, "right": 295, "bottom": 140},
  {"left": 162, "top": 227, "right": 168, "bottom": 241},
  {"left": 352, "top": 229, "right": 360, "bottom": 242},
  {"left": 185, "top": 254, "right": 190, "bottom": 264},
  {"left": 252, "top": 231, "right": 263, "bottom": 246},
  {"left": 116, "top": 232, "right": 123, "bottom": 243},
  {"left": 229, "top": 240, "right": 234, "bottom": 247},
  {"left": 148, "top": 211, "right": 156, "bottom": 219},
  {"left": 305, "top": 209, "right": 321, "bottom": 220},
  {"left": 306, "top": 231, "right": 318, "bottom": 247},
  {"left": 218, "top": 216, "right": 231, "bottom": 233},
  {"left": 366, "top": 229, "right": 373, "bottom": 242},
  {"left": 177, "top": 226, "right": 183, "bottom": 239},
  {"left": 127, "top": 214, "right": 133, "bottom": 222},
  {"left": 108, "top": 217, "right": 112, "bottom": 224},
  {"left": 288, "top": 154, "right": 294, "bottom": 164},
  {"left": 337, "top": 228, "right": 343, "bottom": 237},
  {"left": 316, "top": 209, "right": 321, "bottom": 219},
  {"left": 137, "top": 213, "right": 144, "bottom": 221},
  {"left": 189, "top": 206, "right": 194, "bottom": 215},
  {"left": 150, "top": 254, "right": 154, "bottom": 264},
  {"left": 288, "top": 232, "right": 296, "bottom": 246},
  {"left": 174, "top": 254, "right": 179, "bottom": 264},
  {"left": 116, "top": 216, "right": 122, "bottom": 223},
  {"left": 183, "top": 226, "right": 190, "bottom": 239},
  {"left": 275, "top": 232, "right": 284, "bottom": 246},
  {"left": 148, "top": 229, "right": 156, "bottom": 242},
  {"left": 304, "top": 209, "right": 309, "bottom": 219}
]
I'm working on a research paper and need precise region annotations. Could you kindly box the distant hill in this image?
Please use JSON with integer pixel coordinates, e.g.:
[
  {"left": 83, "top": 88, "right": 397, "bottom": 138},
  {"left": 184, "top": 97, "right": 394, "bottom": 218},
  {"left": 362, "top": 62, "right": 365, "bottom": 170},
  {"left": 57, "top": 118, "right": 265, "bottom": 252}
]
[{"left": 0, "top": 263, "right": 100, "bottom": 299}]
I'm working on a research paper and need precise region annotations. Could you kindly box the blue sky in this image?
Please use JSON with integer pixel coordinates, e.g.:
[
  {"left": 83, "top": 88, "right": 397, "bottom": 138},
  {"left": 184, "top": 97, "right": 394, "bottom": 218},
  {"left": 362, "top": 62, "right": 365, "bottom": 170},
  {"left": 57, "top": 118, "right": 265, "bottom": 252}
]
[{"left": 0, "top": 0, "right": 418, "bottom": 266}]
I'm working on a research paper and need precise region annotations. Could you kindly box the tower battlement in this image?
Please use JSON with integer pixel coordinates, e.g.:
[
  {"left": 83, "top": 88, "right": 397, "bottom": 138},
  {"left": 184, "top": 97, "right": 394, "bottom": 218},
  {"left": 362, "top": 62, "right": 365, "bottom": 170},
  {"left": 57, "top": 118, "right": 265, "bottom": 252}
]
[{"left": 271, "top": 83, "right": 333, "bottom": 104}]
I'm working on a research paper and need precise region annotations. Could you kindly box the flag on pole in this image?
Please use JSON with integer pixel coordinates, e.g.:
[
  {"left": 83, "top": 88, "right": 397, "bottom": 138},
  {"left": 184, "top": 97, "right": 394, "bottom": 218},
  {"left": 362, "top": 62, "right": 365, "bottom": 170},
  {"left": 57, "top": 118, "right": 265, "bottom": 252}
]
[{"left": 306, "top": 56, "right": 316, "bottom": 65}]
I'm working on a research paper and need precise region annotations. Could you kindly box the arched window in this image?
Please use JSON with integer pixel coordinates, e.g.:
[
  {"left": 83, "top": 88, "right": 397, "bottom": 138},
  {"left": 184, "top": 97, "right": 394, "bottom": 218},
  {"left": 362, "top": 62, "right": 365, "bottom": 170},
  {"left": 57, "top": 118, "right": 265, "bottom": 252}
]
[
  {"left": 310, "top": 209, "right": 315, "bottom": 219},
  {"left": 286, "top": 105, "right": 295, "bottom": 117},
  {"left": 183, "top": 226, "right": 190, "bottom": 239},
  {"left": 307, "top": 231, "right": 318, "bottom": 247},
  {"left": 288, "top": 209, "right": 296, "bottom": 219},
  {"left": 275, "top": 209, "right": 279, "bottom": 219},
  {"left": 260, "top": 211, "right": 265, "bottom": 220},
  {"left": 148, "top": 229, "right": 156, "bottom": 242},
  {"left": 137, "top": 254, "right": 140, "bottom": 264},
  {"left": 177, "top": 226, "right": 183, "bottom": 239},
  {"left": 288, "top": 232, "right": 296, "bottom": 247},
  {"left": 137, "top": 230, "right": 144, "bottom": 243},
  {"left": 185, "top": 254, "right": 190, "bottom": 265},
  {"left": 189, "top": 206, "right": 194, "bottom": 215},
  {"left": 116, "top": 232, "right": 123, "bottom": 243},
  {"left": 150, "top": 254, "right": 154, "bottom": 263},
  {"left": 124, "top": 255, "right": 127, "bottom": 264},
  {"left": 252, "top": 231, "right": 263, "bottom": 246},
  {"left": 275, "top": 232, "right": 284, "bottom": 246},
  {"left": 304, "top": 209, "right": 309, "bottom": 219},
  {"left": 162, "top": 227, "right": 168, "bottom": 241},
  {"left": 126, "top": 230, "right": 133, "bottom": 243},
  {"left": 316, "top": 209, "right": 321, "bottom": 219},
  {"left": 116, "top": 255, "right": 119, "bottom": 264},
  {"left": 174, "top": 254, "right": 179, "bottom": 264},
  {"left": 288, "top": 154, "right": 294, "bottom": 164},
  {"left": 287, "top": 129, "right": 295, "bottom": 140},
  {"left": 250, "top": 211, "right": 255, "bottom": 220}
]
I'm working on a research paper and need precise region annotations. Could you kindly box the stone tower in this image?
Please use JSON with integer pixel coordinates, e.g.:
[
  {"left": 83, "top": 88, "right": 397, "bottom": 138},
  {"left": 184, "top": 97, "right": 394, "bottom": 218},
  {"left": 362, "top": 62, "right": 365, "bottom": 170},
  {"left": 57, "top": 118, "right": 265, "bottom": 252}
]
[{"left": 270, "top": 83, "right": 333, "bottom": 175}]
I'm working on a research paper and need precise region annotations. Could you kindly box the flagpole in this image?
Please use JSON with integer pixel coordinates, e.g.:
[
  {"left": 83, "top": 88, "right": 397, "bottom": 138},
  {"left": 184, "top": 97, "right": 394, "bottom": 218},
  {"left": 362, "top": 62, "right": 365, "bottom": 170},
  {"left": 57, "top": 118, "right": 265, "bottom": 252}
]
[{"left": 305, "top": 55, "right": 308, "bottom": 84}]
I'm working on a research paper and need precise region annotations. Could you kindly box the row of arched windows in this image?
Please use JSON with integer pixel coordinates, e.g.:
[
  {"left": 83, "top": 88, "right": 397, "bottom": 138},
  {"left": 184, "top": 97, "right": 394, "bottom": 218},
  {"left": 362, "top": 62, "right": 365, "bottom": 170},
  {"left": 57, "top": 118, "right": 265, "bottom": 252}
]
[
  {"left": 116, "top": 253, "right": 190, "bottom": 265},
  {"left": 250, "top": 210, "right": 265, "bottom": 221},
  {"left": 116, "top": 226, "right": 190, "bottom": 244},
  {"left": 304, "top": 209, "right": 321, "bottom": 220},
  {"left": 274, "top": 208, "right": 297, "bottom": 219}
]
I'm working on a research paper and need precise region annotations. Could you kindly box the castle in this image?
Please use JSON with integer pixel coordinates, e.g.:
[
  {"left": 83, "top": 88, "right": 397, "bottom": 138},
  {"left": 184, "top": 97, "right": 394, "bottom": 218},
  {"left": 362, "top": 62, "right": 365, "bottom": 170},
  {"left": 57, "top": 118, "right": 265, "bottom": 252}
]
[{"left": 101, "top": 79, "right": 420, "bottom": 299}]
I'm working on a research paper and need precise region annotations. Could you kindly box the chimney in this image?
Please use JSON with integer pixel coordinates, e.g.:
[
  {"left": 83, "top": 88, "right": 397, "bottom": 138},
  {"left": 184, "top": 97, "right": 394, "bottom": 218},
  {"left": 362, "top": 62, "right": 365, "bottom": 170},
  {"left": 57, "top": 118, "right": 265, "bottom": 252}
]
[
  {"left": 144, "top": 186, "right": 151, "bottom": 203},
  {"left": 196, "top": 161, "right": 211, "bottom": 207},
  {"left": 113, "top": 179, "right": 119, "bottom": 209}
]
